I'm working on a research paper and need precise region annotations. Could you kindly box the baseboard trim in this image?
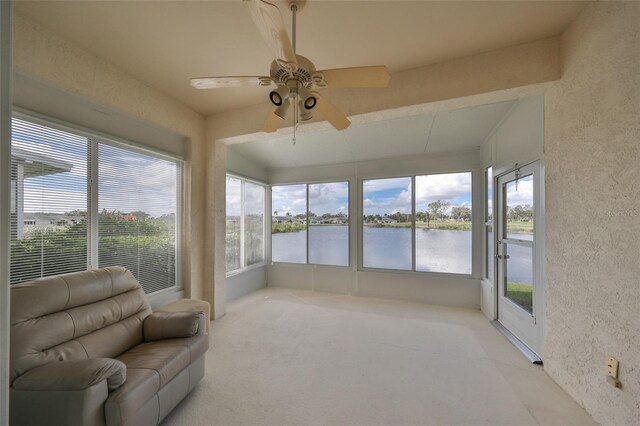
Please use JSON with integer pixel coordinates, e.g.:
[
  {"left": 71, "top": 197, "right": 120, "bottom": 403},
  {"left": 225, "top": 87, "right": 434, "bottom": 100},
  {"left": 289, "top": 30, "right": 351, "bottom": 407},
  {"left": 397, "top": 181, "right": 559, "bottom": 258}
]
[{"left": 491, "top": 320, "right": 542, "bottom": 365}]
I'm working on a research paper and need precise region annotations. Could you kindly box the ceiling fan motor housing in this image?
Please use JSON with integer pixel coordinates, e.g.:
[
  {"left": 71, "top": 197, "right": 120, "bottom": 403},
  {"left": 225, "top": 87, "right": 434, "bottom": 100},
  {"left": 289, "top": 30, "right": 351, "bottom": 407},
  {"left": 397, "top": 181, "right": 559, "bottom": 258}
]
[{"left": 270, "top": 55, "right": 321, "bottom": 89}]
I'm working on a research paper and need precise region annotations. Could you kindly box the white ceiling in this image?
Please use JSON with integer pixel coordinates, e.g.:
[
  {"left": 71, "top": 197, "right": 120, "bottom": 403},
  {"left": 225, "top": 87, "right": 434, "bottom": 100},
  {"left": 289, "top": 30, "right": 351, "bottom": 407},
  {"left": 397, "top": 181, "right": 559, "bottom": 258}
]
[
  {"left": 229, "top": 100, "right": 515, "bottom": 169},
  {"left": 16, "top": 1, "right": 588, "bottom": 115}
]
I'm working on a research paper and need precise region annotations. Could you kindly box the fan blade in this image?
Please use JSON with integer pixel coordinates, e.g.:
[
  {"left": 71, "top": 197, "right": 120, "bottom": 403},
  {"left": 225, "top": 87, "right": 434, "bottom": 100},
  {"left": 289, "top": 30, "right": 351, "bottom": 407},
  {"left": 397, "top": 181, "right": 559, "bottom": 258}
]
[
  {"left": 244, "top": 0, "right": 297, "bottom": 65},
  {"left": 190, "top": 76, "right": 272, "bottom": 89},
  {"left": 262, "top": 106, "right": 283, "bottom": 133},
  {"left": 313, "top": 92, "right": 351, "bottom": 131},
  {"left": 317, "top": 66, "right": 390, "bottom": 88}
]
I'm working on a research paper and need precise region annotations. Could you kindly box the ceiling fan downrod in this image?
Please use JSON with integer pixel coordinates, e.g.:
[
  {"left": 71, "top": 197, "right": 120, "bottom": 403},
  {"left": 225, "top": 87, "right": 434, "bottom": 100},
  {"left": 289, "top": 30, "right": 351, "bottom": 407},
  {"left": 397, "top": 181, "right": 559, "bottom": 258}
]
[{"left": 291, "top": 2, "right": 297, "bottom": 54}]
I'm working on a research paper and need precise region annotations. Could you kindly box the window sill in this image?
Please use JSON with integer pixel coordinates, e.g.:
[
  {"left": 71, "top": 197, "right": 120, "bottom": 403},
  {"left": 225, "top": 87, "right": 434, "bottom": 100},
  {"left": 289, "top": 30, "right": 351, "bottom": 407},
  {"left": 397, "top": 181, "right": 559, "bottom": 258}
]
[
  {"left": 148, "top": 286, "right": 185, "bottom": 309},
  {"left": 226, "top": 262, "right": 266, "bottom": 278},
  {"left": 358, "top": 266, "right": 477, "bottom": 280}
]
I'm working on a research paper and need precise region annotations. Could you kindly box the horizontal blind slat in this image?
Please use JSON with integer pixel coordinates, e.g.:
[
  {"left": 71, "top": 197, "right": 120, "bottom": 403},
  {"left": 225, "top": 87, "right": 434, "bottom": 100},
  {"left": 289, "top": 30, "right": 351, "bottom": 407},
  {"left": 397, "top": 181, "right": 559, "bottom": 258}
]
[
  {"left": 10, "top": 118, "right": 89, "bottom": 285},
  {"left": 97, "top": 143, "right": 178, "bottom": 293}
]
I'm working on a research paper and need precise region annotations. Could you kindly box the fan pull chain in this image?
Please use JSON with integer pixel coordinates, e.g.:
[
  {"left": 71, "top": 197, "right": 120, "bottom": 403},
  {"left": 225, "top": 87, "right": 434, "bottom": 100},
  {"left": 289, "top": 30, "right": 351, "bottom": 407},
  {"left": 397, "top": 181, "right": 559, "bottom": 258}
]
[{"left": 293, "top": 98, "right": 297, "bottom": 145}]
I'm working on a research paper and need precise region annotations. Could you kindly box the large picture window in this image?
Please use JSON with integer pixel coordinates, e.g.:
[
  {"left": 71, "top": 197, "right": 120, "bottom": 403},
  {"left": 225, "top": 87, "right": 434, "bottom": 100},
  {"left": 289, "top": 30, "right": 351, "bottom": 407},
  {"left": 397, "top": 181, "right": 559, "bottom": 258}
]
[
  {"left": 9, "top": 115, "right": 182, "bottom": 294},
  {"left": 225, "top": 175, "right": 266, "bottom": 274},
  {"left": 362, "top": 172, "right": 473, "bottom": 275},
  {"left": 272, "top": 182, "right": 349, "bottom": 266}
]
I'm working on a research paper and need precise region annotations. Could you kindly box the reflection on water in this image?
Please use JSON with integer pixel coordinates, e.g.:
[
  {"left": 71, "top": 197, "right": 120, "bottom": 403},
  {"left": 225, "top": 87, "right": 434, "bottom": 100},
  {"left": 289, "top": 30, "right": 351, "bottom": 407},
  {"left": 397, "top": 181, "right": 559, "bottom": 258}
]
[
  {"left": 272, "top": 227, "right": 531, "bottom": 281},
  {"left": 416, "top": 228, "right": 472, "bottom": 274}
]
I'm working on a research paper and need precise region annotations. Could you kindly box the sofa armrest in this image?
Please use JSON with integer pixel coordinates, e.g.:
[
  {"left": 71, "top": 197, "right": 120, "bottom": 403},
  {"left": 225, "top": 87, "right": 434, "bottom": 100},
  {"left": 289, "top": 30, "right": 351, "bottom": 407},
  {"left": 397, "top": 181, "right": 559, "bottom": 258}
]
[
  {"left": 13, "top": 358, "right": 126, "bottom": 392},
  {"left": 143, "top": 311, "right": 204, "bottom": 341}
]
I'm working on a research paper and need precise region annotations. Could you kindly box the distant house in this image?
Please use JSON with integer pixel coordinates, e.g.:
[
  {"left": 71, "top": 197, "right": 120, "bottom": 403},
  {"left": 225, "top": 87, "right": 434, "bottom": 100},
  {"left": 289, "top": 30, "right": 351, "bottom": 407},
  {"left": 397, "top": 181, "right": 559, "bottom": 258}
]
[
  {"left": 272, "top": 215, "right": 291, "bottom": 223},
  {"left": 11, "top": 146, "right": 73, "bottom": 239}
]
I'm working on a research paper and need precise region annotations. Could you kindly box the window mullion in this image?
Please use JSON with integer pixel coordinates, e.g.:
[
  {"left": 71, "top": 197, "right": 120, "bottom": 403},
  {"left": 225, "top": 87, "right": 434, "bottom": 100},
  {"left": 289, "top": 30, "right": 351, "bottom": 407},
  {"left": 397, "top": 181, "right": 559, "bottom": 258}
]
[
  {"left": 411, "top": 176, "right": 416, "bottom": 272},
  {"left": 240, "top": 180, "right": 245, "bottom": 268},
  {"left": 306, "top": 184, "right": 309, "bottom": 265},
  {"left": 88, "top": 138, "right": 99, "bottom": 270}
]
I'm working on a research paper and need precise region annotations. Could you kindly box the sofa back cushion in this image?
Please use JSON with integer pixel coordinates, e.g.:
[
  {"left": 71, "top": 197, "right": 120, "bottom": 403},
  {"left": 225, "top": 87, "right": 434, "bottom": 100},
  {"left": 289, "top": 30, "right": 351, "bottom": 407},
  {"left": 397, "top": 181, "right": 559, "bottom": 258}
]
[{"left": 10, "top": 267, "right": 152, "bottom": 384}]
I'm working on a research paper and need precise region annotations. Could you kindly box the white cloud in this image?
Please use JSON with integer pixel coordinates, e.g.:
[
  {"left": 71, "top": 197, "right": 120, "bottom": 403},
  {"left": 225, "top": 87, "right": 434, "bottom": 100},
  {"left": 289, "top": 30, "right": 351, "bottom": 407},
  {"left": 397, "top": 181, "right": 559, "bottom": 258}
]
[
  {"left": 505, "top": 176, "right": 534, "bottom": 207},
  {"left": 272, "top": 184, "right": 307, "bottom": 215},
  {"left": 415, "top": 172, "right": 472, "bottom": 206}
]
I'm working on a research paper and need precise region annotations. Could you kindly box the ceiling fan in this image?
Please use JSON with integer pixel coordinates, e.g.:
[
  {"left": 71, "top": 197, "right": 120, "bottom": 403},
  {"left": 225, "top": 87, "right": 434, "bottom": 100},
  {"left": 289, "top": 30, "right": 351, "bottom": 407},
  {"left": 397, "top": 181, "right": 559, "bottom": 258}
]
[{"left": 190, "top": 0, "right": 390, "bottom": 134}]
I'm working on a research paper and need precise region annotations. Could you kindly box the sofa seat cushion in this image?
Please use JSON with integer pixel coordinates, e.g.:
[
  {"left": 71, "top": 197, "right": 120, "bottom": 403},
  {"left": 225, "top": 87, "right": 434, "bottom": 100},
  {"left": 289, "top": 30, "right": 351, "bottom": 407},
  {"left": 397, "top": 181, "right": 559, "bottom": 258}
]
[
  {"left": 106, "top": 333, "right": 208, "bottom": 424},
  {"left": 116, "top": 333, "right": 209, "bottom": 387},
  {"left": 105, "top": 368, "right": 160, "bottom": 426}
]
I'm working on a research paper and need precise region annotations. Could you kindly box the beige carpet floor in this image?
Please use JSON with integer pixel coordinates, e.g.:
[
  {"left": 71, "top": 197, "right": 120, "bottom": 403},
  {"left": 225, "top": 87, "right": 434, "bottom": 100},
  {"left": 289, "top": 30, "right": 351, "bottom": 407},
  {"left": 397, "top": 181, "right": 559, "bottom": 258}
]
[{"left": 162, "top": 287, "right": 595, "bottom": 426}]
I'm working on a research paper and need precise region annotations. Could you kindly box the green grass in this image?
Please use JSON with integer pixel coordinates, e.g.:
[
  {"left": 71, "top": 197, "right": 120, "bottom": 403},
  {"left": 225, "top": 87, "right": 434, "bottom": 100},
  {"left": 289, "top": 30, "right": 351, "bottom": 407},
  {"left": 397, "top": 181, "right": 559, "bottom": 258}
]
[
  {"left": 272, "top": 222, "right": 306, "bottom": 234},
  {"left": 363, "top": 220, "right": 472, "bottom": 231},
  {"left": 506, "top": 281, "right": 533, "bottom": 313},
  {"left": 506, "top": 221, "right": 534, "bottom": 234},
  {"left": 362, "top": 219, "right": 533, "bottom": 235}
]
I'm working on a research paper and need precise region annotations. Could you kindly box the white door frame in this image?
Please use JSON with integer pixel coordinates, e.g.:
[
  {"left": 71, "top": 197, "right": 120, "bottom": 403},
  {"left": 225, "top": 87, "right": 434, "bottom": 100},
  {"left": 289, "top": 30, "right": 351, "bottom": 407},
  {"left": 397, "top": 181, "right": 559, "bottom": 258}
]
[{"left": 495, "top": 160, "right": 545, "bottom": 358}]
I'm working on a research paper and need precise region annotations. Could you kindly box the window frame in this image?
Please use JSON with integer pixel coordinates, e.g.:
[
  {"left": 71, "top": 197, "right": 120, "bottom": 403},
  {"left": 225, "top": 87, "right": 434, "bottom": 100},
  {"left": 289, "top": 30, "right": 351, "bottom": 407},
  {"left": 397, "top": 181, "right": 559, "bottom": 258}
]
[
  {"left": 359, "top": 171, "right": 475, "bottom": 278},
  {"left": 225, "top": 172, "right": 267, "bottom": 277},
  {"left": 12, "top": 108, "right": 184, "bottom": 295},
  {"left": 270, "top": 179, "right": 351, "bottom": 268},
  {"left": 484, "top": 166, "right": 494, "bottom": 282}
]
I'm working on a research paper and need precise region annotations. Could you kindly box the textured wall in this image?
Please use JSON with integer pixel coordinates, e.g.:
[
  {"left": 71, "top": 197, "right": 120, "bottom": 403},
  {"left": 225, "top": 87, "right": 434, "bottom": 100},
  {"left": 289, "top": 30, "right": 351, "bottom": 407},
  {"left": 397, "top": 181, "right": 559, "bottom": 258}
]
[
  {"left": 12, "top": 14, "right": 209, "bottom": 302},
  {"left": 544, "top": 2, "right": 640, "bottom": 424}
]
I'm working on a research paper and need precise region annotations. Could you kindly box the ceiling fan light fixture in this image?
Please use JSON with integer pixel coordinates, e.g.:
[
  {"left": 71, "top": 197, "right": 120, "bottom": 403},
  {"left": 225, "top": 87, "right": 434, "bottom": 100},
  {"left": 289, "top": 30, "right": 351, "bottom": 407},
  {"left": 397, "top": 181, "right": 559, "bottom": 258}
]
[
  {"left": 298, "top": 87, "right": 317, "bottom": 110},
  {"left": 299, "top": 99, "right": 313, "bottom": 121},
  {"left": 269, "top": 85, "right": 289, "bottom": 106},
  {"left": 274, "top": 99, "right": 290, "bottom": 119}
]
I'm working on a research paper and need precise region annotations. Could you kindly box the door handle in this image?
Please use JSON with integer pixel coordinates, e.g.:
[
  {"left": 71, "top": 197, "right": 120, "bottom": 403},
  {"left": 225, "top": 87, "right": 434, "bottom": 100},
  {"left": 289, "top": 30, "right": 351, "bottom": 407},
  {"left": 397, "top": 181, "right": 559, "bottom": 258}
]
[{"left": 495, "top": 254, "right": 510, "bottom": 260}]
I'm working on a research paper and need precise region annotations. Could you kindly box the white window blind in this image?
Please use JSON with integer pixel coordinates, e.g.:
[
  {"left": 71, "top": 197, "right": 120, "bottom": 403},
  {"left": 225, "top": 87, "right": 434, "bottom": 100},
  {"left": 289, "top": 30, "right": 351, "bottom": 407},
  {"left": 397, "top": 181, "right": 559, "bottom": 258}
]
[
  {"left": 10, "top": 118, "right": 89, "bottom": 284},
  {"left": 98, "top": 143, "right": 180, "bottom": 294},
  {"left": 9, "top": 115, "right": 182, "bottom": 294}
]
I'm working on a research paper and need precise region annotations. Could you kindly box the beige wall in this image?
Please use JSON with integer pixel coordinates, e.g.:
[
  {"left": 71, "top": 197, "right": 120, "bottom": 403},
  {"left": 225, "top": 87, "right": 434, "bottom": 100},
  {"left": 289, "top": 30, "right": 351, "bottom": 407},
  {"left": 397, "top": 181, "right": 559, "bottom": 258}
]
[
  {"left": 12, "top": 14, "right": 211, "bottom": 306},
  {"left": 544, "top": 2, "right": 640, "bottom": 424}
]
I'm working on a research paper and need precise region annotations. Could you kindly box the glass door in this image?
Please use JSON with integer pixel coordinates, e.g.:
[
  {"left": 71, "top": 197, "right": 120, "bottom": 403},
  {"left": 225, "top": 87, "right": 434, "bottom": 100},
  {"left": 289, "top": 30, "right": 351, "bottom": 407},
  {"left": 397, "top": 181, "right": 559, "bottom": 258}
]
[{"left": 497, "top": 161, "right": 543, "bottom": 357}]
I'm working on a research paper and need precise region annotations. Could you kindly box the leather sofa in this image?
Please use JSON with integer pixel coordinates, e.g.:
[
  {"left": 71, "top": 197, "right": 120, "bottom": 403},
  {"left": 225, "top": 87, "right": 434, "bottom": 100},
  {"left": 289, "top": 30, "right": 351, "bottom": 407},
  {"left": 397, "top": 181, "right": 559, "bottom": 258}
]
[{"left": 9, "top": 266, "right": 209, "bottom": 426}]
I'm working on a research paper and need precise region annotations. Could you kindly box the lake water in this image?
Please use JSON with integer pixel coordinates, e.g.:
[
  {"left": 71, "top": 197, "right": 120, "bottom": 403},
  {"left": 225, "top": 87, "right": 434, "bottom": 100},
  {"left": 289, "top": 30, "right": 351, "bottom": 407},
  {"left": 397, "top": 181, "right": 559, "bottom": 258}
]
[{"left": 272, "top": 226, "right": 531, "bottom": 281}]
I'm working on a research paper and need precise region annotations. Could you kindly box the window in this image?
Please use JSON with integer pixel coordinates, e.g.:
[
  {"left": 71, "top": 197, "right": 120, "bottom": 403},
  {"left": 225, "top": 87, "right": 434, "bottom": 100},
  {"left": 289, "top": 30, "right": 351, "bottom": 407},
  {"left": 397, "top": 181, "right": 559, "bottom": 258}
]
[
  {"left": 271, "top": 181, "right": 349, "bottom": 266},
  {"left": 98, "top": 143, "right": 180, "bottom": 293},
  {"left": 362, "top": 177, "right": 412, "bottom": 270},
  {"left": 10, "top": 118, "right": 88, "bottom": 284},
  {"left": 308, "top": 182, "right": 349, "bottom": 266},
  {"left": 9, "top": 115, "right": 182, "bottom": 294},
  {"left": 415, "top": 172, "right": 472, "bottom": 274},
  {"left": 244, "top": 182, "right": 265, "bottom": 266},
  {"left": 225, "top": 177, "right": 242, "bottom": 272},
  {"left": 225, "top": 175, "right": 266, "bottom": 274},
  {"left": 271, "top": 184, "right": 307, "bottom": 264},
  {"left": 362, "top": 172, "right": 473, "bottom": 275},
  {"left": 485, "top": 166, "right": 493, "bottom": 281}
]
